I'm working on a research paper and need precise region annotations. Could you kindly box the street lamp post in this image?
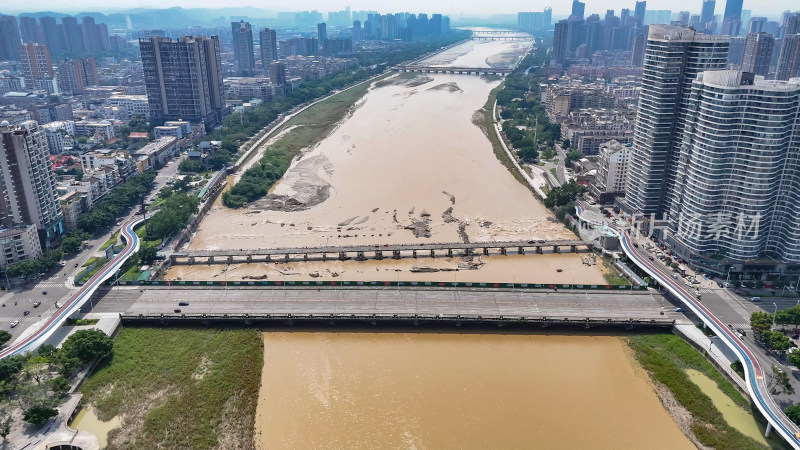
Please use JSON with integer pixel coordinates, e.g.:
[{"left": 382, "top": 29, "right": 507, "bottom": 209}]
[{"left": 773, "top": 303, "right": 779, "bottom": 328}]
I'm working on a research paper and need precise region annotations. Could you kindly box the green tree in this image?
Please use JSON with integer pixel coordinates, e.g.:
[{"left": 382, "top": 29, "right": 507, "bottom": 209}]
[
  {"left": 0, "top": 355, "right": 26, "bottom": 383},
  {"left": 23, "top": 405, "right": 57, "bottom": 426},
  {"left": 6, "top": 260, "right": 38, "bottom": 278},
  {"left": 23, "top": 356, "right": 48, "bottom": 385},
  {"left": 767, "top": 331, "right": 793, "bottom": 351},
  {"left": 789, "top": 350, "right": 800, "bottom": 368},
  {"left": 60, "top": 230, "right": 91, "bottom": 254},
  {"left": 517, "top": 146, "right": 539, "bottom": 163},
  {"left": 0, "top": 403, "right": 11, "bottom": 441},
  {"left": 50, "top": 350, "right": 80, "bottom": 377},
  {"left": 48, "top": 376, "right": 71, "bottom": 395},
  {"left": 61, "top": 329, "right": 113, "bottom": 364},
  {"left": 0, "top": 331, "right": 10, "bottom": 348},
  {"left": 543, "top": 180, "right": 586, "bottom": 209},
  {"left": 562, "top": 139, "right": 571, "bottom": 149},
  {"left": 146, "top": 193, "right": 200, "bottom": 240},
  {"left": 787, "top": 404, "right": 800, "bottom": 426},
  {"left": 178, "top": 158, "right": 203, "bottom": 173},
  {"left": 37, "top": 344, "right": 57, "bottom": 358},
  {"left": 138, "top": 246, "right": 158, "bottom": 265},
  {"left": 564, "top": 150, "right": 583, "bottom": 166},
  {"left": 750, "top": 311, "right": 774, "bottom": 337}
]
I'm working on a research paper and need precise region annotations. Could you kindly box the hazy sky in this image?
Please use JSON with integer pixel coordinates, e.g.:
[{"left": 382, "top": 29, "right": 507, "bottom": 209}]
[{"left": 2, "top": 0, "right": 796, "bottom": 19}]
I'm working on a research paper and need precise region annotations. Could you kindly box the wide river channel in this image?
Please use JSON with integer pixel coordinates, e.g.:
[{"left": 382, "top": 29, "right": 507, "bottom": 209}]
[{"left": 255, "top": 332, "right": 692, "bottom": 449}]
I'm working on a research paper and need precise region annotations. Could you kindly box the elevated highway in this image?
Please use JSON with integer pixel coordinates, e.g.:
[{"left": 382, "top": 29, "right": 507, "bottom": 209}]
[
  {"left": 576, "top": 205, "right": 800, "bottom": 447},
  {"left": 0, "top": 218, "right": 142, "bottom": 358}
]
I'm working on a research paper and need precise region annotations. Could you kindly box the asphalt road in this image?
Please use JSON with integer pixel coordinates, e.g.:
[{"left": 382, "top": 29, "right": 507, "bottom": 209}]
[
  {"left": 622, "top": 224, "right": 800, "bottom": 408},
  {"left": 89, "top": 286, "right": 681, "bottom": 321},
  {"left": 0, "top": 154, "right": 184, "bottom": 341}
]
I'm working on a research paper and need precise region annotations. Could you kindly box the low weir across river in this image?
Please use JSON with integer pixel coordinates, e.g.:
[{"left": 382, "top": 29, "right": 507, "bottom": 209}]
[{"left": 169, "top": 239, "right": 594, "bottom": 265}]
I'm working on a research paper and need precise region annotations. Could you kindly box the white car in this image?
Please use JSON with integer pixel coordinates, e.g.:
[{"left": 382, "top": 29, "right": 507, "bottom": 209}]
[{"left": 10, "top": 320, "right": 19, "bottom": 328}]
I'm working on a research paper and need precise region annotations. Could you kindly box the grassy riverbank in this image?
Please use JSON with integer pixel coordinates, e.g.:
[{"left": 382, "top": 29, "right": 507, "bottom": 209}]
[
  {"left": 269, "top": 73, "right": 386, "bottom": 159},
  {"left": 80, "top": 327, "right": 263, "bottom": 450},
  {"left": 222, "top": 74, "right": 387, "bottom": 208},
  {"left": 628, "top": 334, "right": 776, "bottom": 450},
  {"left": 476, "top": 81, "right": 529, "bottom": 188}
]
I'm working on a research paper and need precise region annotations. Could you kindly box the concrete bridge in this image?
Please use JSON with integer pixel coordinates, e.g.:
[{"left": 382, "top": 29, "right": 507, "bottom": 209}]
[
  {"left": 392, "top": 65, "right": 513, "bottom": 76},
  {"left": 471, "top": 30, "right": 519, "bottom": 34},
  {"left": 169, "top": 239, "right": 593, "bottom": 265},
  {"left": 122, "top": 313, "right": 674, "bottom": 329},
  {"left": 472, "top": 36, "right": 535, "bottom": 41}
]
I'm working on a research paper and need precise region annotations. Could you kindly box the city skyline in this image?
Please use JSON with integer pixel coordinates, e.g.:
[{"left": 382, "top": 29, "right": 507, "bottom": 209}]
[{"left": 1, "top": 0, "right": 796, "bottom": 19}]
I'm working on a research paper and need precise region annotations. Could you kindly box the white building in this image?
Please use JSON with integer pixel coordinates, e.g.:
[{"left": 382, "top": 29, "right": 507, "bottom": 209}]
[
  {"left": 41, "top": 120, "right": 75, "bottom": 154},
  {"left": 80, "top": 150, "right": 135, "bottom": 175},
  {"left": 73, "top": 120, "right": 115, "bottom": 141},
  {"left": 164, "top": 120, "right": 191, "bottom": 135},
  {"left": 105, "top": 95, "right": 150, "bottom": 120},
  {"left": 0, "top": 224, "right": 42, "bottom": 269},
  {"left": 590, "top": 140, "right": 630, "bottom": 204}
]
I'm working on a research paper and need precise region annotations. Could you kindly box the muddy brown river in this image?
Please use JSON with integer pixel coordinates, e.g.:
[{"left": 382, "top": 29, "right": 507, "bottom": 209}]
[
  {"left": 174, "top": 38, "right": 606, "bottom": 283},
  {"left": 255, "top": 332, "right": 693, "bottom": 449}
]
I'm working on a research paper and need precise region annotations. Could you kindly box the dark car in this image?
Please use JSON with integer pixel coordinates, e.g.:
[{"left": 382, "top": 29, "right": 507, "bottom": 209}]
[
  {"left": 178, "top": 301, "right": 189, "bottom": 306},
  {"left": 42, "top": 290, "right": 47, "bottom": 295},
  {"left": 33, "top": 301, "right": 41, "bottom": 308},
  {"left": 717, "top": 282, "right": 724, "bottom": 288},
  {"left": 23, "top": 310, "right": 30, "bottom": 316},
  {"left": 173, "top": 308, "right": 182, "bottom": 313}
]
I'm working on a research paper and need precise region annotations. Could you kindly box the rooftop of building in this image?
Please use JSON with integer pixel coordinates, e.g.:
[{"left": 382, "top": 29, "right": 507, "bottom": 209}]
[
  {"left": 647, "top": 24, "right": 730, "bottom": 43},
  {"left": 135, "top": 136, "right": 177, "bottom": 156},
  {"left": 698, "top": 71, "right": 800, "bottom": 91}
]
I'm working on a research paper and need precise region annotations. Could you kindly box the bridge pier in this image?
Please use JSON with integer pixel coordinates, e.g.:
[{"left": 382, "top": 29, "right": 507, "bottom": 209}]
[
  {"left": 356, "top": 251, "right": 366, "bottom": 261},
  {"left": 322, "top": 253, "right": 327, "bottom": 261},
  {"left": 483, "top": 247, "right": 489, "bottom": 255},
  {"left": 447, "top": 249, "right": 453, "bottom": 257},
  {"left": 430, "top": 250, "right": 435, "bottom": 258},
  {"left": 464, "top": 248, "right": 472, "bottom": 257},
  {"left": 265, "top": 254, "right": 271, "bottom": 262},
  {"left": 413, "top": 250, "right": 417, "bottom": 258},
  {"left": 208, "top": 256, "right": 214, "bottom": 264},
  {"left": 500, "top": 247, "right": 507, "bottom": 256},
  {"left": 246, "top": 255, "right": 252, "bottom": 263},
  {"left": 536, "top": 246, "right": 542, "bottom": 254},
  {"left": 339, "top": 252, "right": 347, "bottom": 260},
  {"left": 518, "top": 246, "right": 524, "bottom": 255},
  {"left": 304, "top": 253, "right": 309, "bottom": 261},
  {"left": 375, "top": 251, "right": 383, "bottom": 260},
  {"left": 571, "top": 245, "right": 577, "bottom": 253},
  {"left": 188, "top": 256, "right": 195, "bottom": 265},
  {"left": 227, "top": 256, "right": 233, "bottom": 264},
  {"left": 284, "top": 253, "right": 290, "bottom": 262},
  {"left": 393, "top": 250, "right": 401, "bottom": 259},
  {"left": 554, "top": 246, "right": 560, "bottom": 253},
  {"left": 765, "top": 423, "right": 772, "bottom": 437}
]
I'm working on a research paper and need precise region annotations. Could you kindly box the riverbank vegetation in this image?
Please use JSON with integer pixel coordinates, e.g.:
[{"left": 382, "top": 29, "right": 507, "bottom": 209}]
[
  {"left": 222, "top": 78, "right": 379, "bottom": 208},
  {"left": 495, "top": 48, "right": 562, "bottom": 163},
  {"left": 220, "top": 37, "right": 471, "bottom": 208},
  {"left": 80, "top": 327, "right": 262, "bottom": 450},
  {"left": 0, "top": 330, "right": 112, "bottom": 430},
  {"left": 628, "top": 334, "right": 771, "bottom": 450}
]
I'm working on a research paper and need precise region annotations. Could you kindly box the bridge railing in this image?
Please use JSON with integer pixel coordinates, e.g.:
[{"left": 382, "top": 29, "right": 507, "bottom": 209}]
[{"left": 108, "top": 279, "right": 645, "bottom": 290}]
